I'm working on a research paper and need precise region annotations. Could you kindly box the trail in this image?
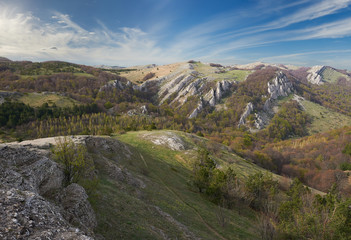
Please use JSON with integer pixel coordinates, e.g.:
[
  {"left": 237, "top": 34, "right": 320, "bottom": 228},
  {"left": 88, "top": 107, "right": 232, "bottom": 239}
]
[{"left": 139, "top": 153, "right": 228, "bottom": 240}]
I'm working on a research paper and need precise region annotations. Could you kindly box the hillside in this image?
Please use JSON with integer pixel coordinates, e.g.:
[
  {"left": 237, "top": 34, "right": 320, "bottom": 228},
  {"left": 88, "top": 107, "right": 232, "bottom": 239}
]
[
  {"left": 1, "top": 58, "right": 351, "bottom": 239},
  {"left": 0, "top": 132, "right": 264, "bottom": 239}
]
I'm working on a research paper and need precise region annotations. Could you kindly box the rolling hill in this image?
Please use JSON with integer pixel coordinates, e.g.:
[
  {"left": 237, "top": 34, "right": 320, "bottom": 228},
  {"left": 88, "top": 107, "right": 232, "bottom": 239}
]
[{"left": 1, "top": 58, "right": 351, "bottom": 239}]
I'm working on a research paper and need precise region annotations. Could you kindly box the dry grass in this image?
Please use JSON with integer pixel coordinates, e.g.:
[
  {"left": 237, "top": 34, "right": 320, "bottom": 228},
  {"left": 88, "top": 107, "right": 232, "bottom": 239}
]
[{"left": 120, "top": 62, "right": 187, "bottom": 84}]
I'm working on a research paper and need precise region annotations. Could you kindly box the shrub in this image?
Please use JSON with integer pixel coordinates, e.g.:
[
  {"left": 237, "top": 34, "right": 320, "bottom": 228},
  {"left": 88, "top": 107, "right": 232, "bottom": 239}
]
[{"left": 52, "top": 137, "right": 88, "bottom": 186}]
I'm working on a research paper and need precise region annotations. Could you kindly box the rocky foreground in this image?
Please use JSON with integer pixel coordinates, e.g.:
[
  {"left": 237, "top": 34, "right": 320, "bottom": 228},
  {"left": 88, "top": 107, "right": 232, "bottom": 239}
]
[{"left": 0, "top": 137, "right": 96, "bottom": 240}]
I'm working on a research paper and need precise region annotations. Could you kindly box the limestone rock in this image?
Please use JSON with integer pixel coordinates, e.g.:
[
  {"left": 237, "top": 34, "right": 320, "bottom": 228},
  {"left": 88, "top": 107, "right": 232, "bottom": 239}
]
[
  {"left": 188, "top": 98, "right": 204, "bottom": 119},
  {"left": 238, "top": 102, "right": 254, "bottom": 127},
  {"left": 127, "top": 105, "right": 149, "bottom": 116},
  {"left": 61, "top": 184, "right": 97, "bottom": 233},
  {"left": 99, "top": 79, "right": 128, "bottom": 92},
  {"left": 0, "top": 142, "right": 96, "bottom": 239},
  {"left": 267, "top": 71, "right": 293, "bottom": 100},
  {"left": 0, "top": 188, "right": 92, "bottom": 240},
  {"left": 141, "top": 132, "right": 187, "bottom": 151},
  {"left": 307, "top": 66, "right": 325, "bottom": 85},
  {"left": 264, "top": 71, "right": 293, "bottom": 112},
  {"left": 0, "top": 145, "right": 64, "bottom": 196}
]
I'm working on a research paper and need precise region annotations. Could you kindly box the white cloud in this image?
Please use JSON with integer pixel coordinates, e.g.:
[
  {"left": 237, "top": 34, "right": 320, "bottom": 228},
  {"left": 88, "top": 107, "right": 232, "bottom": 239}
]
[
  {"left": 0, "top": 7, "right": 181, "bottom": 66},
  {"left": 1, "top": 1, "right": 351, "bottom": 68}
]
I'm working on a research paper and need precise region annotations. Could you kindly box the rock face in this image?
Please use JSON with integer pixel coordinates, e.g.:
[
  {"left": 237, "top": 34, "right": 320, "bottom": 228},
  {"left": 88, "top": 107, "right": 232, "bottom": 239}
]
[
  {"left": 264, "top": 71, "right": 293, "bottom": 111},
  {"left": 307, "top": 66, "right": 325, "bottom": 85},
  {"left": 99, "top": 79, "right": 129, "bottom": 92},
  {"left": 0, "top": 188, "right": 92, "bottom": 240},
  {"left": 61, "top": 183, "right": 97, "bottom": 234},
  {"left": 238, "top": 72, "right": 294, "bottom": 129},
  {"left": 188, "top": 98, "right": 204, "bottom": 119},
  {"left": 238, "top": 102, "right": 254, "bottom": 127},
  {"left": 0, "top": 142, "right": 95, "bottom": 239},
  {"left": 203, "top": 80, "right": 233, "bottom": 107},
  {"left": 189, "top": 80, "right": 234, "bottom": 118}
]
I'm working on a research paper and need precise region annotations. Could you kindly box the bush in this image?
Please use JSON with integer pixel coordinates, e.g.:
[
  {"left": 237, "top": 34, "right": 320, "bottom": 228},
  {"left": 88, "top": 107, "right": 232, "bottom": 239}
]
[{"left": 52, "top": 137, "right": 88, "bottom": 186}]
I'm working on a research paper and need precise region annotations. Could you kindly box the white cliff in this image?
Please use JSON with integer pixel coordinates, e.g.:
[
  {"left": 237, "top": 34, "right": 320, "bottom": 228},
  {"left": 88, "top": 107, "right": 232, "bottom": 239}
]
[
  {"left": 307, "top": 66, "right": 325, "bottom": 85},
  {"left": 238, "top": 102, "right": 254, "bottom": 127},
  {"left": 264, "top": 71, "right": 293, "bottom": 111}
]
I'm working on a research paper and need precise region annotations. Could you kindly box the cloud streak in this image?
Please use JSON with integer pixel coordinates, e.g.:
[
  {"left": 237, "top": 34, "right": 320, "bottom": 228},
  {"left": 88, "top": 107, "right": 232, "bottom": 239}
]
[
  {"left": 0, "top": 1, "right": 351, "bottom": 68},
  {"left": 0, "top": 7, "right": 175, "bottom": 65}
]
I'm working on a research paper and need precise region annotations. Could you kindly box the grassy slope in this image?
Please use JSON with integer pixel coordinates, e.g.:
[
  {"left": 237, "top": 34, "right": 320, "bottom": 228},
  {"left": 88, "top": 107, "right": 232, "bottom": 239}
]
[
  {"left": 277, "top": 94, "right": 351, "bottom": 135},
  {"left": 120, "top": 63, "right": 186, "bottom": 84},
  {"left": 18, "top": 93, "right": 79, "bottom": 107},
  {"left": 321, "top": 67, "right": 350, "bottom": 83},
  {"left": 301, "top": 99, "right": 351, "bottom": 135},
  {"left": 194, "top": 63, "right": 251, "bottom": 82},
  {"left": 88, "top": 130, "right": 262, "bottom": 239}
]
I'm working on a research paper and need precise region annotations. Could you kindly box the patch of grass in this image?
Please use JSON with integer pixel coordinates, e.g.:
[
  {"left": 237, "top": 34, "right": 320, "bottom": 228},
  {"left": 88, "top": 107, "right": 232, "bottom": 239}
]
[
  {"left": 18, "top": 93, "right": 79, "bottom": 107},
  {"left": 301, "top": 99, "right": 351, "bottom": 135},
  {"left": 194, "top": 63, "right": 251, "bottom": 82}
]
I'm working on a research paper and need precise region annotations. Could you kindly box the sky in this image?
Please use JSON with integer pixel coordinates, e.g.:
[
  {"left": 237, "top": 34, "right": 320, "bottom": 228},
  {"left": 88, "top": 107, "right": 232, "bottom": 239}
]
[{"left": 0, "top": 0, "right": 351, "bottom": 69}]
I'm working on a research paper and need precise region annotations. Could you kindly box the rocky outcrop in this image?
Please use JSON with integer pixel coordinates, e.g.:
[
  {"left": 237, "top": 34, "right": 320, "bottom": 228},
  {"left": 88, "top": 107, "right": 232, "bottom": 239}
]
[
  {"left": 188, "top": 97, "right": 204, "bottom": 119},
  {"left": 61, "top": 183, "right": 97, "bottom": 234},
  {"left": 238, "top": 102, "right": 254, "bottom": 127},
  {"left": 0, "top": 142, "right": 95, "bottom": 239},
  {"left": 171, "top": 77, "right": 205, "bottom": 105},
  {"left": 264, "top": 71, "right": 293, "bottom": 111},
  {"left": 189, "top": 80, "right": 233, "bottom": 118},
  {"left": 216, "top": 80, "right": 231, "bottom": 100},
  {"left": 307, "top": 66, "right": 325, "bottom": 85},
  {"left": 99, "top": 79, "right": 128, "bottom": 92},
  {"left": 204, "top": 80, "right": 233, "bottom": 107},
  {"left": 159, "top": 73, "right": 197, "bottom": 104},
  {"left": 127, "top": 105, "right": 148, "bottom": 116},
  {"left": 0, "top": 188, "right": 92, "bottom": 240},
  {"left": 141, "top": 131, "right": 187, "bottom": 151}
]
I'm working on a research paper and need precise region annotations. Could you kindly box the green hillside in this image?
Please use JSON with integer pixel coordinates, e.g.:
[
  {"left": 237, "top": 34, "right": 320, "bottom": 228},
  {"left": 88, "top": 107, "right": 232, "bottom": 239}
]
[
  {"left": 301, "top": 98, "right": 351, "bottom": 135},
  {"left": 321, "top": 67, "right": 350, "bottom": 83},
  {"left": 87, "top": 130, "right": 262, "bottom": 239}
]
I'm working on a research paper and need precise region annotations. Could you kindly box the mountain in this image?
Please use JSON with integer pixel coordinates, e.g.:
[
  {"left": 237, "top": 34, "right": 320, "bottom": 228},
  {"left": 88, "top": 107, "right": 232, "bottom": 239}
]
[
  {"left": 0, "top": 57, "right": 11, "bottom": 62},
  {"left": 0, "top": 59, "right": 351, "bottom": 239}
]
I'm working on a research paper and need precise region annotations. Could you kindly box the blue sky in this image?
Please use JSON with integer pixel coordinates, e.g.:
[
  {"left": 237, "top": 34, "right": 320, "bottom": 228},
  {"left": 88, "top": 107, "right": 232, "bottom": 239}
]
[{"left": 1, "top": 0, "right": 351, "bottom": 69}]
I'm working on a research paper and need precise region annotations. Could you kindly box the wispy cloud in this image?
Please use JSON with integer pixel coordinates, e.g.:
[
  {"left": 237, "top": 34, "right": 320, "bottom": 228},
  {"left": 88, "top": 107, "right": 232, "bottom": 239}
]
[
  {"left": 264, "top": 0, "right": 351, "bottom": 29},
  {"left": 0, "top": 1, "right": 351, "bottom": 68},
  {"left": 0, "top": 7, "right": 177, "bottom": 66}
]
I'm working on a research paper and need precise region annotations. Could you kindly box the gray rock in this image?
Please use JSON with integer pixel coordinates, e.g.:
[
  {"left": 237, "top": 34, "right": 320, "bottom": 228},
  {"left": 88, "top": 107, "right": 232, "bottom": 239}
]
[
  {"left": 61, "top": 184, "right": 97, "bottom": 233},
  {"left": 0, "top": 143, "right": 95, "bottom": 239},
  {"left": 0, "top": 188, "right": 92, "bottom": 240},
  {"left": 238, "top": 102, "right": 254, "bottom": 127},
  {"left": 188, "top": 98, "right": 204, "bottom": 119},
  {"left": 307, "top": 66, "right": 325, "bottom": 85},
  {"left": 0, "top": 146, "right": 64, "bottom": 195},
  {"left": 264, "top": 71, "right": 293, "bottom": 112}
]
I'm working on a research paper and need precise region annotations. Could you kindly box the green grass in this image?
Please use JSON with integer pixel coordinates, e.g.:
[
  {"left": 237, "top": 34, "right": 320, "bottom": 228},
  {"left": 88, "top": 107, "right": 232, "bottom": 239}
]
[
  {"left": 18, "top": 93, "right": 79, "bottom": 107},
  {"left": 321, "top": 67, "right": 350, "bottom": 83},
  {"left": 301, "top": 99, "right": 351, "bottom": 135},
  {"left": 194, "top": 63, "right": 251, "bottom": 82},
  {"left": 276, "top": 94, "right": 351, "bottom": 135},
  {"left": 87, "top": 131, "right": 260, "bottom": 239}
]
